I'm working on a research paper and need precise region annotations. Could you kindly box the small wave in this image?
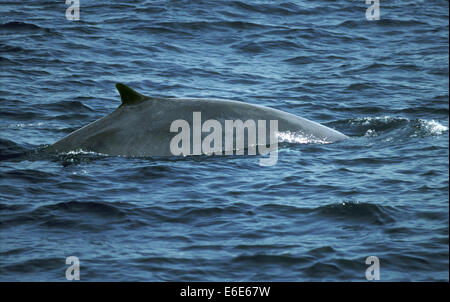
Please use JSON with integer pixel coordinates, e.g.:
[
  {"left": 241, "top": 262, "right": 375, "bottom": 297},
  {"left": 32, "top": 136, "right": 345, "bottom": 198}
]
[
  {"left": 129, "top": 165, "right": 173, "bottom": 179},
  {"left": 314, "top": 201, "right": 397, "bottom": 225},
  {"left": 394, "top": 105, "right": 449, "bottom": 116},
  {"left": 135, "top": 7, "right": 167, "bottom": 14},
  {"left": 284, "top": 55, "right": 319, "bottom": 65},
  {"left": 155, "top": 20, "right": 267, "bottom": 32},
  {"left": 0, "top": 21, "right": 42, "bottom": 31},
  {"left": 1, "top": 169, "right": 57, "bottom": 182},
  {"left": 233, "top": 253, "right": 309, "bottom": 265},
  {"left": 0, "top": 203, "right": 28, "bottom": 213},
  {"left": 0, "top": 44, "right": 26, "bottom": 53},
  {"left": 258, "top": 201, "right": 397, "bottom": 226},
  {"left": 42, "top": 200, "right": 126, "bottom": 218},
  {"left": 417, "top": 119, "right": 448, "bottom": 136},
  {"left": 231, "top": 41, "right": 265, "bottom": 54},
  {"left": 1, "top": 257, "right": 63, "bottom": 274},
  {"left": 230, "top": 1, "right": 306, "bottom": 16},
  {"left": 378, "top": 19, "right": 430, "bottom": 27},
  {"left": 338, "top": 19, "right": 429, "bottom": 28},
  {"left": 0, "top": 138, "right": 29, "bottom": 160},
  {"left": 131, "top": 25, "right": 191, "bottom": 36},
  {"left": 345, "top": 82, "right": 375, "bottom": 91},
  {"left": 346, "top": 116, "right": 448, "bottom": 137},
  {"left": 41, "top": 100, "right": 94, "bottom": 113},
  {"left": 349, "top": 116, "right": 410, "bottom": 126},
  {"left": 357, "top": 62, "right": 392, "bottom": 72},
  {"left": 0, "top": 138, "right": 25, "bottom": 154},
  {"left": 0, "top": 200, "right": 129, "bottom": 229},
  {"left": 137, "top": 204, "right": 246, "bottom": 225},
  {"left": 0, "top": 107, "right": 38, "bottom": 120},
  {"left": 0, "top": 56, "right": 13, "bottom": 65}
]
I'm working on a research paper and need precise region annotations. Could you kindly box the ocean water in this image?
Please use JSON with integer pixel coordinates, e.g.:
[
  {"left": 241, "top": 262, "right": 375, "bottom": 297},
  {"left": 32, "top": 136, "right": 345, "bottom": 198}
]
[{"left": 0, "top": 0, "right": 448, "bottom": 281}]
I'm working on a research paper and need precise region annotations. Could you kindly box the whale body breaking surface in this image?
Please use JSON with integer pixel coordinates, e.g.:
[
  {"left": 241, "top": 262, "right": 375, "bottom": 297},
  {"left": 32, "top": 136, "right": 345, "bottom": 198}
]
[{"left": 46, "top": 83, "right": 348, "bottom": 157}]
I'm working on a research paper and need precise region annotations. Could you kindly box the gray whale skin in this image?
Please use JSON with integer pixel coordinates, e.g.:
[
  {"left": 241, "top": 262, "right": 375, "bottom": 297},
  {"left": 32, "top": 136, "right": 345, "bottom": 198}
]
[{"left": 46, "top": 83, "right": 348, "bottom": 156}]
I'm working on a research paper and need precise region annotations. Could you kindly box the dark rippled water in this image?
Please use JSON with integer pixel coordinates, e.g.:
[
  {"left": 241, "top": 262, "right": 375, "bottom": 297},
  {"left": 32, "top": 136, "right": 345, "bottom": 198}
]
[{"left": 0, "top": 0, "right": 448, "bottom": 281}]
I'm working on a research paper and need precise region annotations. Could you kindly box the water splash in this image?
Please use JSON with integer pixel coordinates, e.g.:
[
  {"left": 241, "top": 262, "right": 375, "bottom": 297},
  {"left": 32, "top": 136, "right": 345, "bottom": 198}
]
[
  {"left": 60, "top": 149, "right": 107, "bottom": 156},
  {"left": 348, "top": 116, "right": 448, "bottom": 137},
  {"left": 417, "top": 119, "right": 448, "bottom": 136},
  {"left": 277, "top": 131, "right": 331, "bottom": 144},
  {"left": 349, "top": 116, "right": 410, "bottom": 126}
]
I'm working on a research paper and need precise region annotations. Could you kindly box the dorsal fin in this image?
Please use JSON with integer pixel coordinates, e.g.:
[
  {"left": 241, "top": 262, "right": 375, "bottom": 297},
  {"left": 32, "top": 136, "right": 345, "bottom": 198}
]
[{"left": 115, "top": 83, "right": 146, "bottom": 106}]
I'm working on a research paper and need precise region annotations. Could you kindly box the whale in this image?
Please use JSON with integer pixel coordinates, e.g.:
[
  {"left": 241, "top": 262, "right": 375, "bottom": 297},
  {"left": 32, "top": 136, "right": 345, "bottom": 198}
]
[{"left": 45, "top": 83, "right": 348, "bottom": 157}]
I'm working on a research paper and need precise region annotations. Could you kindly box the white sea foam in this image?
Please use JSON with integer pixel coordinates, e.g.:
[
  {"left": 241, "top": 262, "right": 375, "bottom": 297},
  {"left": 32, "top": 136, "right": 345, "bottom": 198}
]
[
  {"left": 62, "top": 149, "right": 107, "bottom": 156},
  {"left": 277, "top": 131, "right": 331, "bottom": 144},
  {"left": 7, "top": 122, "right": 45, "bottom": 128},
  {"left": 364, "top": 129, "right": 378, "bottom": 137},
  {"left": 349, "top": 116, "right": 410, "bottom": 125},
  {"left": 350, "top": 116, "right": 448, "bottom": 137},
  {"left": 418, "top": 119, "right": 448, "bottom": 135}
]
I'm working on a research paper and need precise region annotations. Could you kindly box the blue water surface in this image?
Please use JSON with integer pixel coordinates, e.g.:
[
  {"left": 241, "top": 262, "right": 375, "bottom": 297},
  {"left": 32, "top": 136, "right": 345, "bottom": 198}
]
[{"left": 0, "top": 0, "right": 448, "bottom": 281}]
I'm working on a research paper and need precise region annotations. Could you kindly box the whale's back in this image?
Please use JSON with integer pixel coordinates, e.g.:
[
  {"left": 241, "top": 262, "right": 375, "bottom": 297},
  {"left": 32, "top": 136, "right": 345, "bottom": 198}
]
[{"left": 46, "top": 84, "right": 348, "bottom": 156}]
